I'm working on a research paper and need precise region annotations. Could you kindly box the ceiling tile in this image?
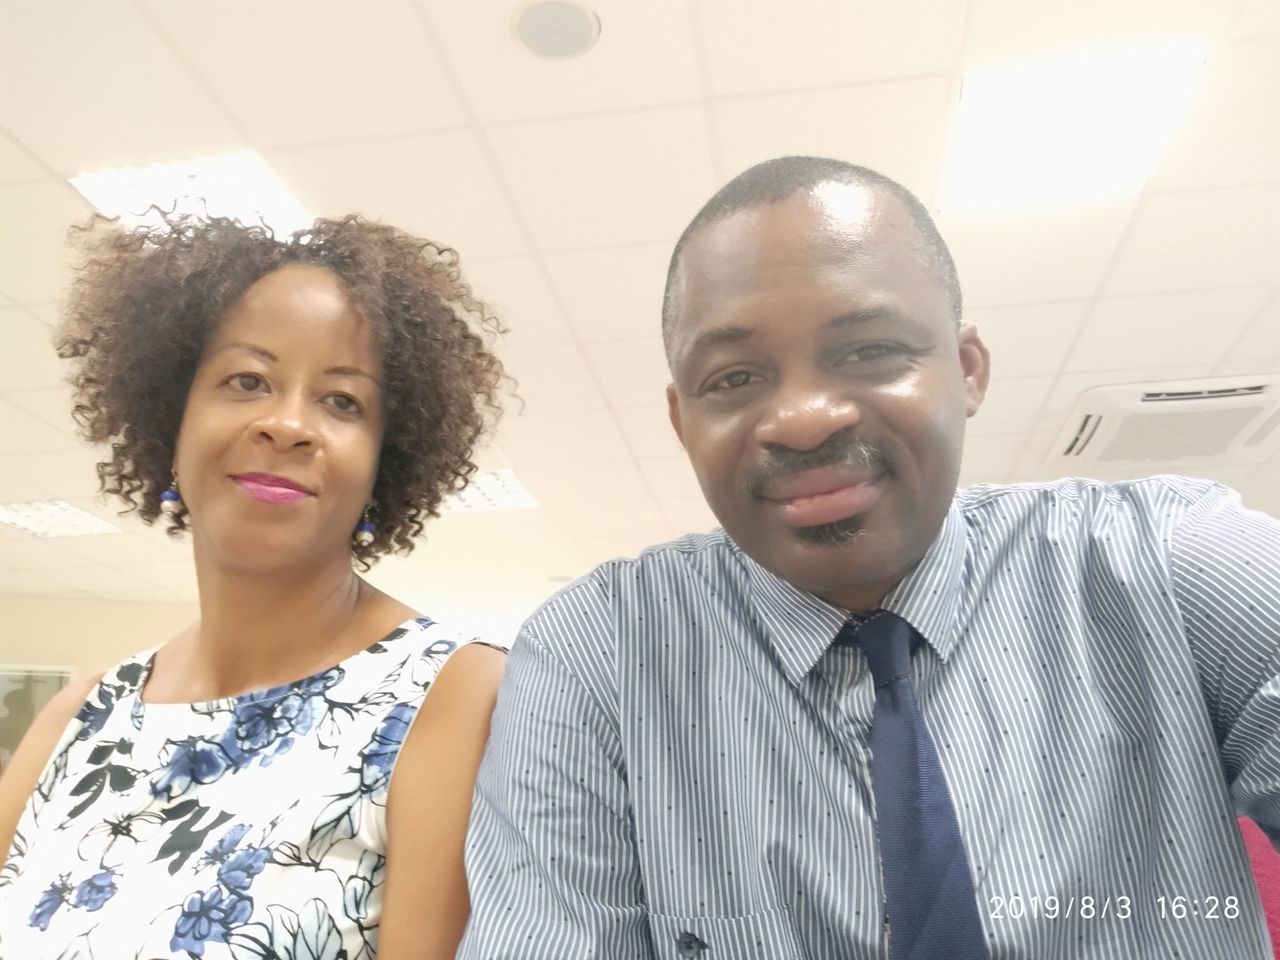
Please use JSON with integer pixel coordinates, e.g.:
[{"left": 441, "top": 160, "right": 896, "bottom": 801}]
[
  {"left": 963, "top": 0, "right": 1226, "bottom": 64},
  {"left": 614, "top": 404, "right": 685, "bottom": 460},
  {"left": 0, "top": 536, "right": 91, "bottom": 571},
  {"left": 129, "top": 559, "right": 200, "bottom": 596},
  {"left": 515, "top": 460, "right": 652, "bottom": 509},
  {"left": 1067, "top": 287, "right": 1272, "bottom": 372},
  {"left": 1223, "top": 2, "right": 1280, "bottom": 39},
  {"left": 424, "top": 0, "right": 701, "bottom": 122},
  {"left": 967, "top": 376, "right": 1056, "bottom": 437},
  {"left": 0, "top": 181, "right": 94, "bottom": 304},
  {"left": 548, "top": 497, "right": 665, "bottom": 539},
  {"left": 501, "top": 344, "right": 607, "bottom": 414},
  {"left": 638, "top": 457, "right": 702, "bottom": 501},
  {"left": 1107, "top": 184, "right": 1280, "bottom": 294},
  {"left": 267, "top": 131, "right": 527, "bottom": 259},
  {"left": 0, "top": 399, "right": 86, "bottom": 456},
  {"left": 39, "top": 563, "right": 156, "bottom": 596},
  {"left": 20, "top": 303, "right": 61, "bottom": 327},
  {"left": 658, "top": 496, "right": 718, "bottom": 535},
  {"left": 487, "top": 107, "right": 717, "bottom": 252},
  {"left": 0, "top": 446, "right": 109, "bottom": 498},
  {"left": 0, "top": 133, "right": 45, "bottom": 184},
  {"left": 573, "top": 526, "right": 679, "bottom": 567},
  {"left": 0, "top": 569, "right": 65, "bottom": 595},
  {"left": 0, "top": 308, "right": 65, "bottom": 391},
  {"left": 2, "top": 385, "right": 80, "bottom": 438},
  {"left": 60, "top": 530, "right": 189, "bottom": 567},
  {"left": 0, "top": 2, "right": 243, "bottom": 173},
  {"left": 713, "top": 77, "right": 953, "bottom": 206},
  {"left": 495, "top": 409, "right": 632, "bottom": 465},
  {"left": 699, "top": 0, "right": 965, "bottom": 95},
  {"left": 468, "top": 257, "right": 572, "bottom": 349},
  {"left": 1215, "top": 289, "right": 1280, "bottom": 376},
  {"left": 939, "top": 200, "right": 1137, "bottom": 307},
  {"left": 967, "top": 301, "right": 1088, "bottom": 378},
  {"left": 544, "top": 243, "right": 671, "bottom": 343},
  {"left": 146, "top": 0, "right": 465, "bottom": 147},
  {"left": 582, "top": 337, "right": 671, "bottom": 409},
  {"left": 959, "top": 432, "right": 1024, "bottom": 483},
  {"left": 1153, "top": 38, "right": 1280, "bottom": 190},
  {"left": 0, "top": 471, "right": 48, "bottom": 503}
]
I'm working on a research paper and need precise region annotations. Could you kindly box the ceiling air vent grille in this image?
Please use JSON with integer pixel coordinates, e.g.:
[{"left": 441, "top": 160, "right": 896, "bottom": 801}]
[{"left": 1046, "top": 376, "right": 1280, "bottom": 470}]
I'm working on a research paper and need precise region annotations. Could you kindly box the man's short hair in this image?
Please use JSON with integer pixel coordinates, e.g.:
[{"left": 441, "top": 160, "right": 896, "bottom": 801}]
[{"left": 662, "top": 156, "right": 962, "bottom": 358}]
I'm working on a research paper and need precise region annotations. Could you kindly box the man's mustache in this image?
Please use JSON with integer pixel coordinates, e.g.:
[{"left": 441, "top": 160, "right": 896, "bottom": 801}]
[{"left": 745, "top": 429, "right": 888, "bottom": 498}]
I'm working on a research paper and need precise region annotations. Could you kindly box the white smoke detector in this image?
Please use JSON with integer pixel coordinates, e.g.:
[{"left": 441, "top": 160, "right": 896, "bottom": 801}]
[
  {"left": 1046, "top": 374, "right": 1280, "bottom": 469},
  {"left": 514, "top": 2, "right": 601, "bottom": 59}
]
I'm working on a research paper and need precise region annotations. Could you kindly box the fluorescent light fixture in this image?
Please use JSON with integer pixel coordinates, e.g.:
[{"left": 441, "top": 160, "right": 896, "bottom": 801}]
[
  {"left": 71, "top": 151, "right": 311, "bottom": 235},
  {"left": 0, "top": 500, "right": 122, "bottom": 538},
  {"left": 444, "top": 469, "right": 538, "bottom": 512},
  {"left": 941, "top": 38, "right": 1210, "bottom": 214}
]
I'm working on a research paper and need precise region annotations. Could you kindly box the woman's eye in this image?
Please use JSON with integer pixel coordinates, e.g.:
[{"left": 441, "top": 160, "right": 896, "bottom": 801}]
[
  {"left": 325, "top": 394, "right": 361, "bottom": 414},
  {"left": 229, "top": 373, "right": 265, "bottom": 392}
]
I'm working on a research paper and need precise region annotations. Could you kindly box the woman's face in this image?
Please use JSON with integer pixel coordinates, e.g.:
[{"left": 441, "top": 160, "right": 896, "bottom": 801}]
[{"left": 173, "top": 264, "right": 385, "bottom": 575}]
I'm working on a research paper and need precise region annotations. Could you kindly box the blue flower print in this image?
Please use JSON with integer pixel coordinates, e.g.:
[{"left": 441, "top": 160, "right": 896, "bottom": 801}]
[
  {"left": 151, "top": 737, "right": 234, "bottom": 800},
  {"left": 72, "top": 870, "right": 118, "bottom": 911},
  {"left": 200, "top": 823, "right": 250, "bottom": 868},
  {"left": 170, "top": 887, "right": 252, "bottom": 957},
  {"left": 216, "top": 846, "right": 270, "bottom": 894},
  {"left": 29, "top": 879, "right": 71, "bottom": 931},
  {"left": 359, "top": 703, "right": 416, "bottom": 793},
  {"left": 232, "top": 692, "right": 312, "bottom": 752}
]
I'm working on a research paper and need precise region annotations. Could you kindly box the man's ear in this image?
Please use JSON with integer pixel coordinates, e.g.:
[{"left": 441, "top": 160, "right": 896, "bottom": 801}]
[
  {"left": 957, "top": 324, "right": 991, "bottom": 418},
  {"left": 667, "top": 383, "right": 685, "bottom": 449}
]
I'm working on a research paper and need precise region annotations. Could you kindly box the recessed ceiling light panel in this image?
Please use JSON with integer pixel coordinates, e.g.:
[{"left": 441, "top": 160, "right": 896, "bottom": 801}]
[
  {"left": 514, "top": 1, "right": 601, "bottom": 59},
  {"left": 444, "top": 469, "right": 538, "bottom": 512},
  {"left": 0, "top": 500, "right": 122, "bottom": 538},
  {"left": 941, "top": 38, "right": 1210, "bottom": 214},
  {"left": 71, "top": 151, "right": 311, "bottom": 236}
]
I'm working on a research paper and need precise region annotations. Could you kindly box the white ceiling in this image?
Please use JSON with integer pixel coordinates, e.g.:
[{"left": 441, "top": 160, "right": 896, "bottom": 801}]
[{"left": 0, "top": 0, "right": 1277, "bottom": 639}]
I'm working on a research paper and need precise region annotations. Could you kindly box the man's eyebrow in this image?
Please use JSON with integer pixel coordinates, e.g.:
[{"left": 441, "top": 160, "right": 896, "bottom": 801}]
[{"left": 684, "top": 325, "right": 754, "bottom": 363}]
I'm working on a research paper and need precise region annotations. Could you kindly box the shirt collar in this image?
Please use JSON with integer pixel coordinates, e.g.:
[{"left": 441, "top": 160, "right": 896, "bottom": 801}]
[{"left": 737, "top": 499, "right": 969, "bottom": 685}]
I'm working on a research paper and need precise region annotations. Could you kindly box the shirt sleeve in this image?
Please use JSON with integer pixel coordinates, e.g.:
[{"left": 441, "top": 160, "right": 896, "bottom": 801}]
[
  {"left": 458, "top": 588, "right": 655, "bottom": 959},
  {"left": 1166, "top": 480, "right": 1280, "bottom": 844}
]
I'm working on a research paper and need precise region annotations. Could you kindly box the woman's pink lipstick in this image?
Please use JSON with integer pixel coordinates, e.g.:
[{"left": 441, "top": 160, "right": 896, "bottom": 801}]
[{"left": 231, "top": 474, "right": 313, "bottom": 505}]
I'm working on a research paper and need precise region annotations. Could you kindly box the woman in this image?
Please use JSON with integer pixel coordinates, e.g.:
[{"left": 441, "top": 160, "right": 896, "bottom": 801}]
[{"left": 0, "top": 214, "right": 507, "bottom": 959}]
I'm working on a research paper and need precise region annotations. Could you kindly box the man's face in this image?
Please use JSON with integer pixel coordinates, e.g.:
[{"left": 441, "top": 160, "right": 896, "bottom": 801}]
[{"left": 666, "top": 182, "right": 989, "bottom": 612}]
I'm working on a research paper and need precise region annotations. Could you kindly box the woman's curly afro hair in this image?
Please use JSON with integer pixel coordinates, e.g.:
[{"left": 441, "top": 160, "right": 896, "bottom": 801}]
[{"left": 57, "top": 213, "right": 505, "bottom": 568}]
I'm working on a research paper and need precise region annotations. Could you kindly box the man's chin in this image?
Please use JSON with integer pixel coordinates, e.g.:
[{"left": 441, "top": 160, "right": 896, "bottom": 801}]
[{"left": 792, "top": 515, "right": 865, "bottom": 546}]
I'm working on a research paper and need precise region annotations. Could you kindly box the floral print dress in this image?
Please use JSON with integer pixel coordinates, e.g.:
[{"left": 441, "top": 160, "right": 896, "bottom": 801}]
[{"left": 0, "top": 617, "right": 482, "bottom": 960}]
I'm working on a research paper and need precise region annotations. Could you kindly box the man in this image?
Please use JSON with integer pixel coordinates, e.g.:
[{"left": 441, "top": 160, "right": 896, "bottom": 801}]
[{"left": 459, "top": 157, "right": 1280, "bottom": 958}]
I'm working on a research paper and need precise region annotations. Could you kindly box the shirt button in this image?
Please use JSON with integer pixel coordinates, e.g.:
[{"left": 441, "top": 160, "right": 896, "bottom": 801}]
[{"left": 675, "top": 930, "right": 708, "bottom": 957}]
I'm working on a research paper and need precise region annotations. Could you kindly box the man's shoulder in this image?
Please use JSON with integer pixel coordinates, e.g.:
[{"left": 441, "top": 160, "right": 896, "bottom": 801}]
[
  {"left": 522, "top": 529, "right": 745, "bottom": 640},
  {"left": 957, "top": 474, "right": 1231, "bottom": 520}
]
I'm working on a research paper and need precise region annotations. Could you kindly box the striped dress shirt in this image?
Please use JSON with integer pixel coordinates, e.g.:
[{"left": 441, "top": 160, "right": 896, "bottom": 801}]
[{"left": 460, "top": 476, "right": 1280, "bottom": 959}]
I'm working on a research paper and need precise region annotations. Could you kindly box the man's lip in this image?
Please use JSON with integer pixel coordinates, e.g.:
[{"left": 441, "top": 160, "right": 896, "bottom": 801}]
[
  {"left": 760, "top": 468, "right": 885, "bottom": 529},
  {"left": 759, "top": 466, "right": 883, "bottom": 502},
  {"left": 229, "top": 473, "right": 314, "bottom": 495}
]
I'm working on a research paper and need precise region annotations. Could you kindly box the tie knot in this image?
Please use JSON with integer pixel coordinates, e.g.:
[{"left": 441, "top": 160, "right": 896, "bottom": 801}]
[{"left": 852, "top": 611, "right": 918, "bottom": 688}]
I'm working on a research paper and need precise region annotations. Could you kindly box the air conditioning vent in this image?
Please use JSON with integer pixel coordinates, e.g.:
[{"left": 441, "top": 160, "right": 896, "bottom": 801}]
[
  {"left": 1141, "top": 384, "right": 1266, "bottom": 402},
  {"left": 1046, "top": 375, "right": 1280, "bottom": 469}
]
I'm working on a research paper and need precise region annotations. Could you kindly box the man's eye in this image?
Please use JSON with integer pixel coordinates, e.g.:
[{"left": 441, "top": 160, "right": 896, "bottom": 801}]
[
  {"left": 709, "top": 370, "right": 757, "bottom": 392},
  {"left": 850, "top": 344, "right": 899, "bottom": 362}
]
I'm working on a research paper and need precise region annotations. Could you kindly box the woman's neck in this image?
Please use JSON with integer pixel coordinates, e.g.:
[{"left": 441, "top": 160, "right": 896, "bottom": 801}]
[{"left": 148, "top": 548, "right": 404, "bottom": 703}]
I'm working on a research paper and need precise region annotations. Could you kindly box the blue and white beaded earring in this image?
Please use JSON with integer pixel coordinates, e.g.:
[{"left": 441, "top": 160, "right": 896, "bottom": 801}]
[
  {"left": 160, "top": 477, "right": 182, "bottom": 516},
  {"left": 353, "top": 505, "right": 376, "bottom": 548}
]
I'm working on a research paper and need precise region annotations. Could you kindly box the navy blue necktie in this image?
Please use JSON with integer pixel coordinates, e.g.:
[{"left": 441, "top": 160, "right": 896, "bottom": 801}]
[{"left": 844, "top": 611, "right": 989, "bottom": 960}]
